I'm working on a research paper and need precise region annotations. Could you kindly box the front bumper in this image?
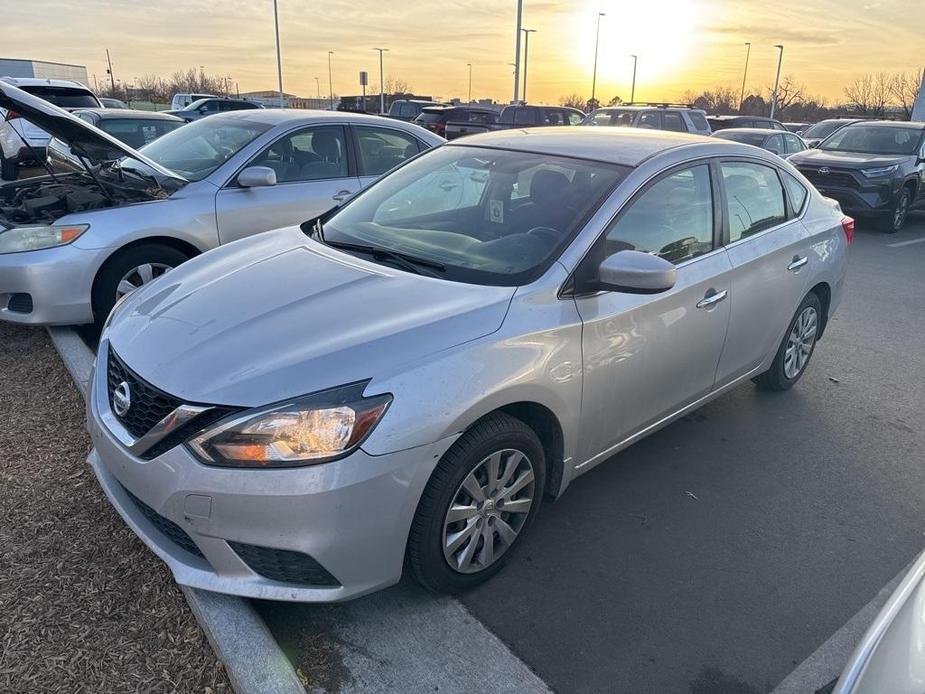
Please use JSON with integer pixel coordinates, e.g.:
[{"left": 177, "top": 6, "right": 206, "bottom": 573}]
[
  {"left": 87, "top": 340, "right": 455, "bottom": 602},
  {"left": 0, "top": 242, "right": 99, "bottom": 324},
  {"left": 798, "top": 167, "right": 896, "bottom": 216}
]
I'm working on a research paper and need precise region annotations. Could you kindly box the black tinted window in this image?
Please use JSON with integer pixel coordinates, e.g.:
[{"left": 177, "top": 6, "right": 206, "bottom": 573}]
[
  {"left": 722, "top": 162, "right": 787, "bottom": 242},
  {"left": 662, "top": 112, "right": 685, "bottom": 132},
  {"left": 21, "top": 86, "right": 99, "bottom": 108},
  {"left": 637, "top": 111, "right": 659, "bottom": 129},
  {"left": 513, "top": 109, "right": 534, "bottom": 125}
]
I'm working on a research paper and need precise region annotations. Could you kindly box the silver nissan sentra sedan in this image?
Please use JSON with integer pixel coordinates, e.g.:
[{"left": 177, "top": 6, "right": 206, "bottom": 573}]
[{"left": 87, "top": 127, "right": 850, "bottom": 601}]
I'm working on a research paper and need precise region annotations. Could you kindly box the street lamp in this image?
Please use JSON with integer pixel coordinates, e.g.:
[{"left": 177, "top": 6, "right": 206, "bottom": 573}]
[
  {"left": 630, "top": 55, "right": 637, "bottom": 103},
  {"left": 466, "top": 63, "right": 472, "bottom": 104},
  {"left": 739, "top": 42, "right": 751, "bottom": 111},
  {"left": 373, "top": 48, "right": 389, "bottom": 114},
  {"left": 328, "top": 50, "right": 335, "bottom": 110},
  {"left": 273, "top": 0, "right": 284, "bottom": 107},
  {"left": 513, "top": 0, "right": 524, "bottom": 103},
  {"left": 770, "top": 44, "right": 784, "bottom": 119},
  {"left": 314, "top": 76, "right": 320, "bottom": 101},
  {"left": 591, "top": 12, "right": 605, "bottom": 108},
  {"left": 521, "top": 29, "right": 536, "bottom": 103}
]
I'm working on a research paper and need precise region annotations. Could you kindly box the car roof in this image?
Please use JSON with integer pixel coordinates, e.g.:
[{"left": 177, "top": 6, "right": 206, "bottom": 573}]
[
  {"left": 597, "top": 105, "right": 697, "bottom": 112},
  {"left": 445, "top": 126, "right": 731, "bottom": 166},
  {"left": 0, "top": 76, "right": 91, "bottom": 90},
  {"left": 843, "top": 120, "right": 925, "bottom": 130},
  {"left": 715, "top": 127, "right": 783, "bottom": 135},
  {"left": 73, "top": 108, "right": 184, "bottom": 122}
]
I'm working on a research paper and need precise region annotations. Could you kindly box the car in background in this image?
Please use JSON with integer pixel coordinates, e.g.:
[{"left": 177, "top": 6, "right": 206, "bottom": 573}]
[
  {"left": 87, "top": 126, "right": 849, "bottom": 602},
  {"left": 167, "top": 97, "right": 262, "bottom": 122},
  {"left": 0, "top": 77, "right": 102, "bottom": 180},
  {"left": 170, "top": 93, "right": 216, "bottom": 111},
  {"left": 441, "top": 105, "right": 585, "bottom": 139},
  {"left": 799, "top": 118, "right": 868, "bottom": 148},
  {"left": 0, "top": 81, "right": 442, "bottom": 325},
  {"left": 414, "top": 105, "right": 498, "bottom": 139},
  {"left": 583, "top": 103, "right": 712, "bottom": 136},
  {"left": 386, "top": 99, "right": 442, "bottom": 121},
  {"left": 707, "top": 115, "right": 787, "bottom": 132},
  {"left": 784, "top": 122, "right": 810, "bottom": 133},
  {"left": 47, "top": 109, "right": 185, "bottom": 173},
  {"left": 100, "top": 98, "right": 128, "bottom": 109},
  {"left": 713, "top": 128, "right": 807, "bottom": 158},
  {"left": 790, "top": 120, "right": 925, "bottom": 232}
]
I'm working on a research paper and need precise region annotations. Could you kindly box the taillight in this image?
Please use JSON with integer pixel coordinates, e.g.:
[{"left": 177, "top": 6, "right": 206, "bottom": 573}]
[
  {"left": 5, "top": 110, "right": 21, "bottom": 120},
  {"left": 435, "top": 122, "right": 446, "bottom": 137},
  {"left": 841, "top": 216, "right": 855, "bottom": 246}
]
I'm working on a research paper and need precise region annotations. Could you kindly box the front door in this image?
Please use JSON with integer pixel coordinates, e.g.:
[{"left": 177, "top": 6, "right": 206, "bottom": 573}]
[
  {"left": 574, "top": 163, "right": 733, "bottom": 463},
  {"left": 215, "top": 125, "right": 360, "bottom": 244}
]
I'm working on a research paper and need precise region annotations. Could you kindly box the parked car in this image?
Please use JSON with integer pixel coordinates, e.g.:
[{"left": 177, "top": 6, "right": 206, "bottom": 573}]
[
  {"left": 784, "top": 122, "right": 810, "bottom": 133},
  {"left": 170, "top": 93, "right": 216, "bottom": 111},
  {"left": 832, "top": 550, "right": 925, "bottom": 694},
  {"left": 443, "top": 105, "right": 585, "bottom": 139},
  {"left": 414, "top": 105, "right": 498, "bottom": 139},
  {"left": 799, "top": 118, "right": 868, "bottom": 148},
  {"left": 0, "top": 81, "right": 442, "bottom": 325},
  {"left": 584, "top": 103, "right": 712, "bottom": 136},
  {"left": 707, "top": 115, "right": 788, "bottom": 132},
  {"left": 790, "top": 120, "right": 925, "bottom": 232},
  {"left": 0, "top": 77, "right": 102, "bottom": 180},
  {"left": 167, "top": 97, "right": 262, "bottom": 122},
  {"left": 713, "top": 128, "right": 807, "bottom": 158},
  {"left": 386, "top": 99, "right": 442, "bottom": 121},
  {"left": 47, "top": 109, "right": 185, "bottom": 173},
  {"left": 87, "top": 126, "right": 849, "bottom": 602},
  {"left": 100, "top": 98, "right": 128, "bottom": 109}
]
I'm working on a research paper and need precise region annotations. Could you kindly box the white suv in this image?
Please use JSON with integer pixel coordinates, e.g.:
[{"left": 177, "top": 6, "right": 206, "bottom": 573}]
[
  {"left": 0, "top": 77, "right": 101, "bottom": 180},
  {"left": 583, "top": 103, "right": 712, "bottom": 136}
]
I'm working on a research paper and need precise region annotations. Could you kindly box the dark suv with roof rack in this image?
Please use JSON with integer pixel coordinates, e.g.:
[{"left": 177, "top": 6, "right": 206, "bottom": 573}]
[
  {"left": 584, "top": 103, "right": 711, "bottom": 136},
  {"left": 789, "top": 120, "right": 925, "bottom": 232},
  {"left": 414, "top": 105, "right": 499, "bottom": 139}
]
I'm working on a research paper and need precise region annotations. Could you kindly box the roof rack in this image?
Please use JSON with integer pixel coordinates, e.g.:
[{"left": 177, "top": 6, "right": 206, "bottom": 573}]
[{"left": 624, "top": 102, "right": 695, "bottom": 109}]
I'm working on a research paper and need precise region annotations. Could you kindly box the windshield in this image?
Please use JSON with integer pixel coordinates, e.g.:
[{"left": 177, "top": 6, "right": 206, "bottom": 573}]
[
  {"left": 801, "top": 120, "right": 847, "bottom": 139},
  {"left": 21, "top": 86, "right": 99, "bottom": 108},
  {"left": 821, "top": 125, "right": 923, "bottom": 155},
  {"left": 130, "top": 118, "right": 271, "bottom": 181},
  {"left": 715, "top": 131, "right": 768, "bottom": 146},
  {"left": 319, "top": 145, "right": 628, "bottom": 286}
]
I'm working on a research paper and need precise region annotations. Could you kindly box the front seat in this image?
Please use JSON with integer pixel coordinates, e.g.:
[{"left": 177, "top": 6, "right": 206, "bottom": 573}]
[
  {"left": 510, "top": 169, "right": 573, "bottom": 233},
  {"left": 300, "top": 131, "right": 346, "bottom": 180}
]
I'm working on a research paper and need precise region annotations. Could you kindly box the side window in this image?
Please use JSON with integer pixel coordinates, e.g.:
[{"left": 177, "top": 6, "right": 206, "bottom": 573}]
[
  {"left": 662, "top": 112, "right": 685, "bottom": 132},
  {"left": 541, "top": 110, "right": 564, "bottom": 126},
  {"left": 591, "top": 111, "right": 612, "bottom": 125},
  {"left": 772, "top": 122, "right": 787, "bottom": 131},
  {"left": 764, "top": 134, "right": 784, "bottom": 155},
  {"left": 721, "top": 161, "right": 787, "bottom": 242},
  {"left": 784, "top": 134, "right": 805, "bottom": 155},
  {"left": 637, "top": 111, "right": 659, "bottom": 129},
  {"left": 605, "top": 164, "right": 714, "bottom": 264},
  {"left": 202, "top": 100, "right": 221, "bottom": 113},
  {"left": 566, "top": 111, "right": 584, "bottom": 125},
  {"left": 688, "top": 111, "right": 709, "bottom": 132},
  {"left": 513, "top": 109, "right": 534, "bottom": 125},
  {"left": 248, "top": 126, "right": 348, "bottom": 183},
  {"left": 354, "top": 126, "right": 422, "bottom": 177},
  {"left": 782, "top": 171, "right": 808, "bottom": 215}
]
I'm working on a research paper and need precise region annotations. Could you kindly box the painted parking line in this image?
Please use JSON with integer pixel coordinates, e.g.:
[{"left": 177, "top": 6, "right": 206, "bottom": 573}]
[{"left": 887, "top": 237, "right": 925, "bottom": 247}]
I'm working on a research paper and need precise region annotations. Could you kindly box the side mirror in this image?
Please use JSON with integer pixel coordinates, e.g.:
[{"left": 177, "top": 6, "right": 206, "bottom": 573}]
[
  {"left": 595, "top": 250, "right": 677, "bottom": 294},
  {"left": 237, "top": 166, "right": 277, "bottom": 188}
]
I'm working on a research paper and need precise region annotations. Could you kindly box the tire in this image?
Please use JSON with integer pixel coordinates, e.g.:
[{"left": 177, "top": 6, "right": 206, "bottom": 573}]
[
  {"left": 755, "top": 292, "right": 823, "bottom": 392},
  {"left": 1, "top": 154, "right": 18, "bottom": 181},
  {"left": 408, "top": 412, "right": 546, "bottom": 594},
  {"left": 92, "top": 244, "right": 190, "bottom": 324},
  {"left": 879, "top": 187, "right": 911, "bottom": 233}
]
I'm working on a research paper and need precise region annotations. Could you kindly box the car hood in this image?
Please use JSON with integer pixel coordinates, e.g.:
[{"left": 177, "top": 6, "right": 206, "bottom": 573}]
[
  {"left": 789, "top": 148, "right": 909, "bottom": 169},
  {"left": 0, "top": 81, "right": 183, "bottom": 181},
  {"left": 105, "top": 227, "right": 516, "bottom": 407}
]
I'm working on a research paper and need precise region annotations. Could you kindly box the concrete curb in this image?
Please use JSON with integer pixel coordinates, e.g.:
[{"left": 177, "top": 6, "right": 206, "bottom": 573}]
[{"left": 47, "top": 326, "right": 305, "bottom": 694}]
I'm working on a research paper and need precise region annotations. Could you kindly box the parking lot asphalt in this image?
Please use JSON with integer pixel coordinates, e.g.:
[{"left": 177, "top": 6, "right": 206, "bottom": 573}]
[{"left": 455, "top": 215, "right": 925, "bottom": 694}]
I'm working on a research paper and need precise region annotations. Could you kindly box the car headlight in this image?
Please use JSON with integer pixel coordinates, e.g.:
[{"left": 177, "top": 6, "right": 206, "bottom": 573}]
[
  {"left": 188, "top": 382, "right": 391, "bottom": 468},
  {"left": 860, "top": 164, "right": 898, "bottom": 178},
  {"left": 0, "top": 224, "right": 89, "bottom": 254}
]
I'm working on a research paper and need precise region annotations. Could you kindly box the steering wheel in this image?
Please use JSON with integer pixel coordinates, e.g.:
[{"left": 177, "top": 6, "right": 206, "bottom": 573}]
[{"left": 526, "top": 226, "right": 563, "bottom": 246}]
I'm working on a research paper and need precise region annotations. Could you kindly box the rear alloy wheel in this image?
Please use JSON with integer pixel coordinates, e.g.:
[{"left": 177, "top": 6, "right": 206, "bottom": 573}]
[
  {"left": 92, "top": 244, "right": 190, "bottom": 324},
  {"left": 408, "top": 412, "right": 545, "bottom": 593},
  {"left": 880, "top": 188, "right": 911, "bottom": 233},
  {"left": 755, "top": 292, "right": 822, "bottom": 391},
  {"left": 1, "top": 154, "right": 18, "bottom": 181}
]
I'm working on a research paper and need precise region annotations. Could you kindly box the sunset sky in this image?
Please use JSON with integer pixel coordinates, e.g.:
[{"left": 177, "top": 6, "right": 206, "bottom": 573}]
[{"left": 5, "top": 0, "right": 923, "bottom": 105}]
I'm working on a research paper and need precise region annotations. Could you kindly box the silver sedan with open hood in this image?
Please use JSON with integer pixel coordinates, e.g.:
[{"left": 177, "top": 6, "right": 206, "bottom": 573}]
[{"left": 0, "top": 82, "right": 441, "bottom": 325}]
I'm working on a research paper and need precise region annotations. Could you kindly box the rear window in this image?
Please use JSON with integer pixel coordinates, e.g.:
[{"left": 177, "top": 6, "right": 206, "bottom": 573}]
[
  {"left": 707, "top": 118, "right": 732, "bottom": 131},
  {"left": 99, "top": 119, "right": 183, "bottom": 148},
  {"left": 714, "top": 131, "right": 769, "bottom": 146},
  {"left": 21, "top": 86, "right": 99, "bottom": 108},
  {"left": 417, "top": 109, "right": 454, "bottom": 123},
  {"left": 688, "top": 111, "right": 709, "bottom": 131}
]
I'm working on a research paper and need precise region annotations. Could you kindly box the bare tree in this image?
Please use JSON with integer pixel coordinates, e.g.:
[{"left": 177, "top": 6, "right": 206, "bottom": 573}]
[
  {"left": 843, "top": 73, "right": 890, "bottom": 117},
  {"left": 135, "top": 73, "right": 167, "bottom": 103},
  {"left": 384, "top": 76, "right": 411, "bottom": 96},
  {"left": 607, "top": 95, "right": 623, "bottom": 106},
  {"left": 769, "top": 75, "right": 806, "bottom": 114},
  {"left": 680, "top": 86, "right": 738, "bottom": 114},
  {"left": 889, "top": 70, "right": 923, "bottom": 120},
  {"left": 559, "top": 93, "right": 587, "bottom": 110}
]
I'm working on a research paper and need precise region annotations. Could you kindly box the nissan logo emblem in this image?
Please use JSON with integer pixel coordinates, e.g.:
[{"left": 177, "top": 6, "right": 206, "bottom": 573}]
[
  {"left": 818, "top": 167, "right": 830, "bottom": 175},
  {"left": 113, "top": 381, "right": 132, "bottom": 417}
]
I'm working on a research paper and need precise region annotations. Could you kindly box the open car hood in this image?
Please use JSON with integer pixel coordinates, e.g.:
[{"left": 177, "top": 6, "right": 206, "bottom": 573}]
[{"left": 0, "top": 81, "right": 185, "bottom": 182}]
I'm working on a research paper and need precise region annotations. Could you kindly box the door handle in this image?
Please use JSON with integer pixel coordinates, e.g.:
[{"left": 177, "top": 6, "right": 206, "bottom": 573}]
[
  {"left": 787, "top": 256, "right": 808, "bottom": 272},
  {"left": 696, "top": 289, "right": 727, "bottom": 310},
  {"left": 332, "top": 189, "right": 353, "bottom": 202}
]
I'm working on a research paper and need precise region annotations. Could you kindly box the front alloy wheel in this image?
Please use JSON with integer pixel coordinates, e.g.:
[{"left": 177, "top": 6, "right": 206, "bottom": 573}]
[
  {"left": 882, "top": 188, "right": 910, "bottom": 233},
  {"left": 116, "top": 262, "right": 174, "bottom": 300}
]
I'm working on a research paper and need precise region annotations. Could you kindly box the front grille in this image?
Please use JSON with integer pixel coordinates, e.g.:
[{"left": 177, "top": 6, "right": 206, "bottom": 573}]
[
  {"left": 229, "top": 542, "right": 341, "bottom": 586},
  {"left": 107, "top": 348, "right": 183, "bottom": 439},
  {"left": 123, "top": 486, "right": 206, "bottom": 560},
  {"left": 6, "top": 293, "right": 33, "bottom": 314},
  {"left": 799, "top": 167, "right": 859, "bottom": 190}
]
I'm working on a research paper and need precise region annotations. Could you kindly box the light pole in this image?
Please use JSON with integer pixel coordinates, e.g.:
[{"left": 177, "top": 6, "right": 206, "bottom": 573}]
[
  {"left": 591, "top": 12, "right": 605, "bottom": 108},
  {"left": 521, "top": 29, "right": 536, "bottom": 103},
  {"left": 739, "top": 42, "right": 751, "bottom": 111},
  {"left": 513, "top": 0, "right": 523, "bottom": 103},
  {"left": 328, "top": 51, "right": 335, "bottom": 110},
  {"left": 630, "top": 55, "right": 637, "bottom": 103},
  {"left": 314, "top": 76, "right": 321, "bottom": 104},
  {"left": 273, "top": 0, "right": 284, "bottom": 107},
  {"left": 770, "top": 44, "right": 784, "bottom": 119},
  {"left": 467, "top": 63, "right": 472, "bottom": 103},
  {"left": 373, "top": 48, "right": 389, "bottom": 114}
]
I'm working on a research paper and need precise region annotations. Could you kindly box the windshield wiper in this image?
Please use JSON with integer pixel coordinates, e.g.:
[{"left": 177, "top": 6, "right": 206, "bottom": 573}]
[{"left": 323, "top": 239, "right": 446, "bottom": 275}]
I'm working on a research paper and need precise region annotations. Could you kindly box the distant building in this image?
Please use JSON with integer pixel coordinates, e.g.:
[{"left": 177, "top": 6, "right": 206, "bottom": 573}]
[
  {"left": 239, "top": 90, "right": 332, "bottom": 110},
  {"left": 0, "top": 58, "right": 89, "bottom": 87}
]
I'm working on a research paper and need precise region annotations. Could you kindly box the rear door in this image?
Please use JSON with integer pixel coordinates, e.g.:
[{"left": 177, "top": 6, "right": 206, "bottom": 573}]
[
  {"left": 352, "top": 124, "right": 427, "bottom": 188},
  {"left": 714, "top": 159, "right": 814, "bottom": 385},
  {"left": 214, "top": 124, "right": 360, "bottom": 244}
]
